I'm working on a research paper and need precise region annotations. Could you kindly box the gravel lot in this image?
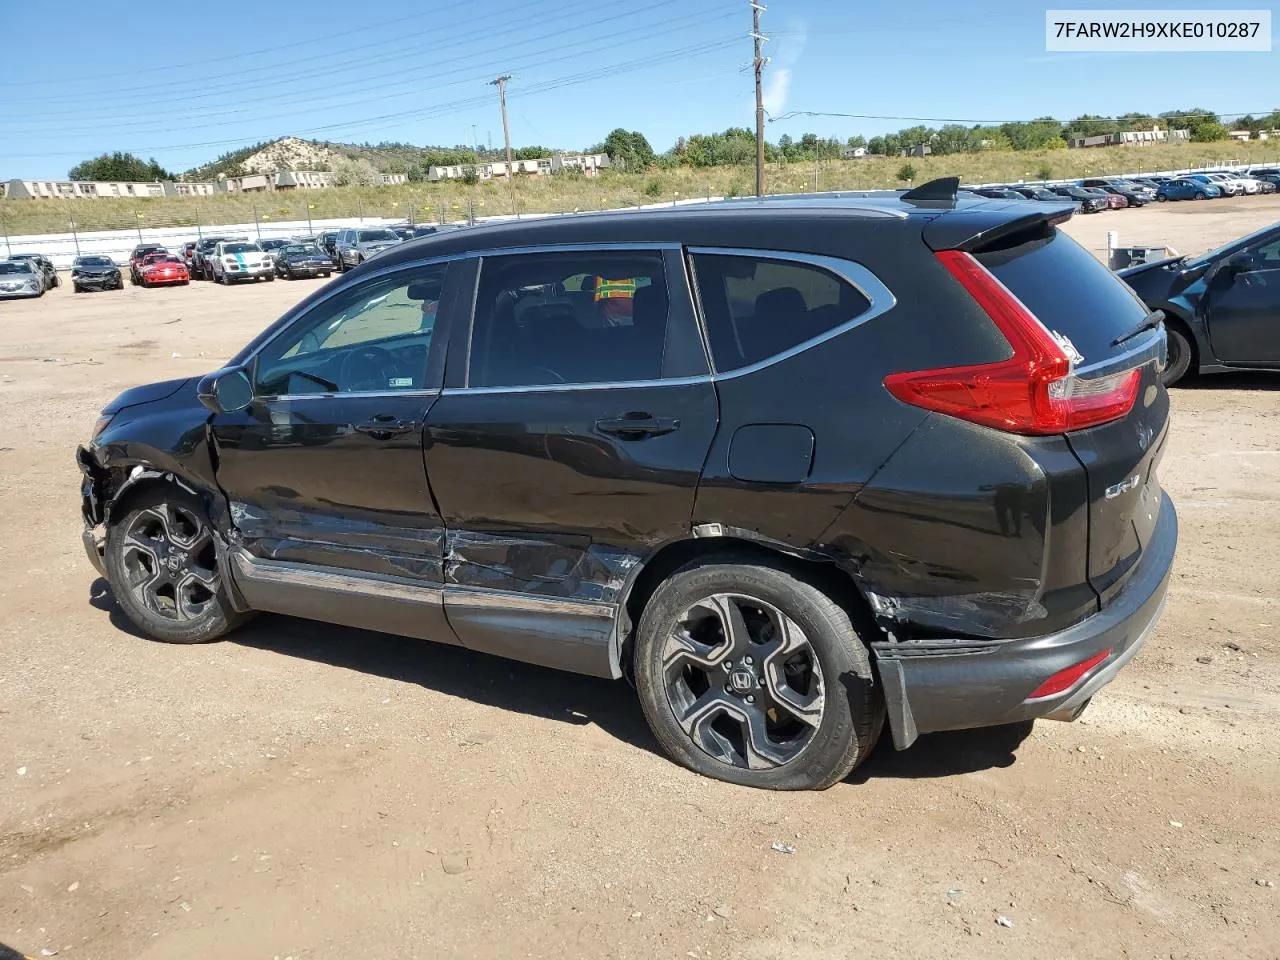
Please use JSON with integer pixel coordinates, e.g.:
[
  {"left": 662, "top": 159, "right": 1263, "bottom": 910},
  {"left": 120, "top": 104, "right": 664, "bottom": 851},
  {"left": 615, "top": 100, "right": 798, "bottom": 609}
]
[{"left": 2, "top": 198, "right": 1278, "bottom": 960}]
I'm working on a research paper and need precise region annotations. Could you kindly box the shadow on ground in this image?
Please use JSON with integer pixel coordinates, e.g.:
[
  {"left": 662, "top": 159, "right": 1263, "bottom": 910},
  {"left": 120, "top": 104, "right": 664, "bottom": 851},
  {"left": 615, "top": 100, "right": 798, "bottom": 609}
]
[
  {"left": 1179, "top": 370, "right": 1280, "bottom": 391},
  {"left": 89, "top": 578, "right": 1036, "bottom": 781}
]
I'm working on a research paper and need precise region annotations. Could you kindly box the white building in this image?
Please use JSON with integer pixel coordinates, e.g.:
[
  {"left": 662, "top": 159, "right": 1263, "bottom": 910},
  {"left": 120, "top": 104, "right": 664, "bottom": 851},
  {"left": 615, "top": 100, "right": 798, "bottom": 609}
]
[
  {"left": 3, "top": 178, "right": 217, "bottom": 200},
  {"left": 427, "top": 152, "right": 609, "bottom": 182}
]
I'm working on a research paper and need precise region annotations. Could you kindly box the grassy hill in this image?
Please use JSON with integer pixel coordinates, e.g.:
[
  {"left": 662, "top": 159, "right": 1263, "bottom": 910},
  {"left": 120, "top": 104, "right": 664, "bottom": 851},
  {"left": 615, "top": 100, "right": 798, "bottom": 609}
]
[{"left": 5, "top": 140, "right": 1279, "bottom": 238}]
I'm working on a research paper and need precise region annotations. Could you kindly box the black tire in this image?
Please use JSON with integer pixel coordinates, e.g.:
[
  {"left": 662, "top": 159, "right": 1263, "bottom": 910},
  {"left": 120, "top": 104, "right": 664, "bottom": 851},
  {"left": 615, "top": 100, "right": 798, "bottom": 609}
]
[
  {"left": 1195, "top": 192, "right": 1206, "bottom": 200},
  {"left": 1161, "top": 324, "right": 1194, "bottom": 386},
  {"left": 634, "top": 560, "right": 884, "bottom": 790},
  {"left": 104, "top": 487, "right": 249, "bottom": 644},
  {"left": 322, "top": 271, "right": 331, "bottom": 278},
  {"left": 1157, "top": 194, "right": 1167, "bottom": 202},
  {"left": 264, "top": 273, "right": 275, "bottom": 282},
  {"left": 73, "top": 284, "right": 83, "bottom": 293}
]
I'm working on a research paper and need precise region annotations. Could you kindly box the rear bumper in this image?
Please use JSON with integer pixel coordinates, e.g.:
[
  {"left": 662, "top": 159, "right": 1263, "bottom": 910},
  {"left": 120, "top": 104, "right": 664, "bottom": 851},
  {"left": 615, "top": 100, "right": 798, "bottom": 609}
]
[{"left": 874, "top": 492, "right": 1177, "bottom": 749}]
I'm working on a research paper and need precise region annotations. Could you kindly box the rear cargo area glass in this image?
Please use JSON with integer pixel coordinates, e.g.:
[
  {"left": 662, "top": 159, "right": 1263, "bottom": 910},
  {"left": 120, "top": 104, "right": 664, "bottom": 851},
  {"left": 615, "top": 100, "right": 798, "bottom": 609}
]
[{"left": 976, "top": 231, "right": 1148, "bottom": 365}]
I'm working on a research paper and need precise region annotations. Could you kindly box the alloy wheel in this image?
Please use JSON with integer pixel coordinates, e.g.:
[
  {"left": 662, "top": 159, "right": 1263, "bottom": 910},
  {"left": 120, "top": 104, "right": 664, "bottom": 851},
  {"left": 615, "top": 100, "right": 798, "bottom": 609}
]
[
  {"left": 119, "top": 504, "right": 220, "bottom": 622},
  {"left": 662, "top": 593, "right": 825, "bottom": 770}
]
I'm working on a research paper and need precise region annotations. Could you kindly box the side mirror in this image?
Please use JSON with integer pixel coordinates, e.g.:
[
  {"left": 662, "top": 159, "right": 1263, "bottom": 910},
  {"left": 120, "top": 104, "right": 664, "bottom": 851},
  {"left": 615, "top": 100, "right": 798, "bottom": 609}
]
[
  {"left": 1225, "top": 253, "right": 1253, "bottom": 276},
  {"left": 196, "top": 366, "right": 254, "bottom": 414}
]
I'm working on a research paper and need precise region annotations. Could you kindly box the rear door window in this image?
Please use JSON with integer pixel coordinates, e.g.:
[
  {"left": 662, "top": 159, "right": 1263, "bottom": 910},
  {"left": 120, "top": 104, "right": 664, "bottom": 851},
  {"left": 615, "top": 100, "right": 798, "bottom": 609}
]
[
  {"left": 975, "top": 229, "right": 1148, "bottom": 363},
  {"left": 468, "top": 251, "right": 671, "bottom": 388},
  {"left": 690, "top": 253, "right": 871, "bottom": 372}
]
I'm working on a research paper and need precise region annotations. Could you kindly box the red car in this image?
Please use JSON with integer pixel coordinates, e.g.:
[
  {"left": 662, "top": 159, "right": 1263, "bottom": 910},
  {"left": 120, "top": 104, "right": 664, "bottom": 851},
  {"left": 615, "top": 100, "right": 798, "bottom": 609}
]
[
  {"left": 127, "top": 244, "right": 169, "bottom": 285},
  {"left": 137, "top": 253, "right": 190, "bottom": 287}
]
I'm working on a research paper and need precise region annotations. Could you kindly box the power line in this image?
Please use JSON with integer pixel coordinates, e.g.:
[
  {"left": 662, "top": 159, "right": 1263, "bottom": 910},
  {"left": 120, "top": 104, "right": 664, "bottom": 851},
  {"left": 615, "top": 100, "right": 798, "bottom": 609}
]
[
  {"left": 0, "top": 38, "right": 741, "bottom": 160},
  {"left": 0, "top": 0, "right": 541, "bottom": 86},
  {"left": 5, "top": 8, "right": 736, "bottom": 138},
  {"left": 768, "top": 109, "right": 1274, "bottom": 125},
  {"left": 6, "top": 0, "right": 678, "bottom": 116}
]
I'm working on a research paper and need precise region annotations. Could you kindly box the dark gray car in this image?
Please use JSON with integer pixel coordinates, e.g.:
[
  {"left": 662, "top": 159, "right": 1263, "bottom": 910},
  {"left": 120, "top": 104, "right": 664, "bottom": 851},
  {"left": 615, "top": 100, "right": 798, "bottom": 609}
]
[{"left": 334, "top": 227, "right": 402, "bottom": 271}]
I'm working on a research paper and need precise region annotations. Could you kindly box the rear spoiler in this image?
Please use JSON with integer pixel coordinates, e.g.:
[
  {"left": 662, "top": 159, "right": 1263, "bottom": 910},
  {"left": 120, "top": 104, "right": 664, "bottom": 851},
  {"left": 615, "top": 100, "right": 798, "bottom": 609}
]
[{"left": 923, "top": 202, "right": 1076, "bottom": 253}]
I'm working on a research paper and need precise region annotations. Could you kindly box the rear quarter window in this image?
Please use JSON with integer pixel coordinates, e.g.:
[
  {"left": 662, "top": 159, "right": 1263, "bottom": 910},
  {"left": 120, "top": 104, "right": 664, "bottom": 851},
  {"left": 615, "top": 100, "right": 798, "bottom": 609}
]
[
  {"left": 976, "top": 229, "right": 1148, "bottom": 364},
  {"left": 691, "top": 254, "right": 871, "bottom": 372}
]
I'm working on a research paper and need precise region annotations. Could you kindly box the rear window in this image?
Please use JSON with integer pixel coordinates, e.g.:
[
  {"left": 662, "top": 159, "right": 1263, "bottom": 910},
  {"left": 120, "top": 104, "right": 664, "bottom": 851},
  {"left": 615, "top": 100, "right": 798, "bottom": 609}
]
[{"left": 976, "top": 229, "right": 1148, "bottom": 363}]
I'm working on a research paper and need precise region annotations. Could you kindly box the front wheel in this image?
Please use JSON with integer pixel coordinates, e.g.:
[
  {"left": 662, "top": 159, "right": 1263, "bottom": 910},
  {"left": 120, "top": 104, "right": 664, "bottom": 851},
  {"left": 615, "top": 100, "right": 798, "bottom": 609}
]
[
  {"left": 103, "top": 488, "right": 249, "bottom": 644},
  {"left": 634, "top": 561, "right": 884, "bottom": 790},
  {"left": 264, "top": 273, "right": 274, "bottom": 282},
  {"left": 1161, "top": 324, "right": 1194, "bottom": 386},
  {"left": 1195, "top": 192, "right": 1207, "bottom": 200}
]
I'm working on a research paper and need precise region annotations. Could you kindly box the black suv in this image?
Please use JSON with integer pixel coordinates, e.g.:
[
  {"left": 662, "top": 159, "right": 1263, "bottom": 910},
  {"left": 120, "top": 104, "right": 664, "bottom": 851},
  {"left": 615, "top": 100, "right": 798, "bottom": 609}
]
[
  {"left": 191, "top": 237, "right": 230, "bottom": 281},
  {"left": 76, "top": 181, "right": 1177, "bottom": 790}
]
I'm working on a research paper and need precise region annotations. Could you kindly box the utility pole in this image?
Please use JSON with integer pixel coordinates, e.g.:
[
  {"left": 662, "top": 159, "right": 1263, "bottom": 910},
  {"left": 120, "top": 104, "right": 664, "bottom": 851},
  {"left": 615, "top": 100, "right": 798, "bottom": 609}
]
[
  {"left": 489, "top": 76, "right": 514, "bottom": 181},
  {"left": 752, "top": 2, "right": 768, "bottom": 197}
]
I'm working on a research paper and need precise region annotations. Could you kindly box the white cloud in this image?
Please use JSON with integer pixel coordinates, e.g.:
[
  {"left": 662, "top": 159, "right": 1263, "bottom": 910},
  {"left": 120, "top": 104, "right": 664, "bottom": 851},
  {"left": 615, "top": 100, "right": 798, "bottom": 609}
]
[{"left": 762, "top": 22, "right": 807, "bottom": 116}]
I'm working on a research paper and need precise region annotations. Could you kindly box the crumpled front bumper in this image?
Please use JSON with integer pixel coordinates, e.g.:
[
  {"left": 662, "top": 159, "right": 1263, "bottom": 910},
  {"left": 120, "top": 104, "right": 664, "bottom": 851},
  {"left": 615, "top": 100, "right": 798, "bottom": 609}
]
[
  {"left": 77, "top": 445, "right": 107, "bottom": 576},
  {"left": 874, "top": 493, "right": 1178, "bottom": 750}
]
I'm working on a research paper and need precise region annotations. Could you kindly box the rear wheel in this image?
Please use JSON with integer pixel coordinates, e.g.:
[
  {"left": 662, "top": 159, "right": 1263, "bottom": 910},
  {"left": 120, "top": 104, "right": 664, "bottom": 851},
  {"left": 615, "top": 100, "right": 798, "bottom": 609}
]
[
  {"left": 1161, "top": 324, "right": 1194, "bottom": 386},
  {"left": 1195, "top": 191, "right": 1207, "bottom": 200},
  {"left": 104, "top": 488, "right": 249, "bottom": 644},
  {"left": 634, "top": 561, "right": 883, "bottom": 790}
]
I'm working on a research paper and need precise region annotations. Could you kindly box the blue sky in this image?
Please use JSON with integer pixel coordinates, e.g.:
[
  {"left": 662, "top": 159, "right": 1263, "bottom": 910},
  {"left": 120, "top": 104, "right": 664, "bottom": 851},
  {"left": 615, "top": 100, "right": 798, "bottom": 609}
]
[{"left": 2, "top": 0, "right": 1276, "bottom": 178}]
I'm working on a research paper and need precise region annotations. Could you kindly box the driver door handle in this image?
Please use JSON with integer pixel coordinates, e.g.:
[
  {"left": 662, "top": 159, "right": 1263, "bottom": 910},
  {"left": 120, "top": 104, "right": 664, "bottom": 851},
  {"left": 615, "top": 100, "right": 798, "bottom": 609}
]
[
  {"left": 595, "top": 414, "right": 680, "bottom": 439},
  {"left": 354, "top": 416, "right": 417, "bottom": 439}
]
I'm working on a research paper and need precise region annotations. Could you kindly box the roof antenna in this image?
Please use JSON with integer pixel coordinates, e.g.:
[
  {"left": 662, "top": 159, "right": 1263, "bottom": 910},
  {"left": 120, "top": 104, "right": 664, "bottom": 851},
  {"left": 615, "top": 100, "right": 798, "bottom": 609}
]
[{"left": 900, "top": 176, "right": 959, "bottom": 203}]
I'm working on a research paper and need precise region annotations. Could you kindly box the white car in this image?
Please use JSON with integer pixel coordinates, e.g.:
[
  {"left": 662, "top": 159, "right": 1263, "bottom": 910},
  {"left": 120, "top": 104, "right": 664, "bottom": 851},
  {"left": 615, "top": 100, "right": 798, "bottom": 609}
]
[
  {"left": 1206, "top": 172, "right": 1255, "bottom": 195},
  {"left": 210, "top": 241, "right": 275, "bottom": 284}
]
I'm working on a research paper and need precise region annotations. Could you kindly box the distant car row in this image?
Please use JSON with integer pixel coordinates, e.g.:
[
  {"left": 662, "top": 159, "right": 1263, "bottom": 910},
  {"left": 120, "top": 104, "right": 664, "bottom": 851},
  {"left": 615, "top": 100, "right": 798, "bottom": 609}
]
[{"left": 969, "top": 169, "right": 1280, "bottom": 212}]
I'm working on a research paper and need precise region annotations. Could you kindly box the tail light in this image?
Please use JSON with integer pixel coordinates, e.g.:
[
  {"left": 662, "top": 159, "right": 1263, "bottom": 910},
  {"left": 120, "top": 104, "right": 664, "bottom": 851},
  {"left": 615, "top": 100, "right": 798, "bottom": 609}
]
[{"left": 883, "top": 250, "right": 1140, "bottom": 435}]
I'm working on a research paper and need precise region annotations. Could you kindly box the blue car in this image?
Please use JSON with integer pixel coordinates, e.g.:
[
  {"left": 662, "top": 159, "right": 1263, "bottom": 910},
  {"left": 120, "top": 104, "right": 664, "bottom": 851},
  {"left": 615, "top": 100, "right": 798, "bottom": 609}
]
[{"left": 1156, "top": 178, "right": 1220, "bottom": 201}]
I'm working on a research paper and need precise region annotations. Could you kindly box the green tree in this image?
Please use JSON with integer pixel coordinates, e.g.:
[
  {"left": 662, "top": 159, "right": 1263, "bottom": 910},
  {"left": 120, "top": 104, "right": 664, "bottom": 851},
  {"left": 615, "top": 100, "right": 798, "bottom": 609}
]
[
  {"left": 602, "top": 129, "right": 656, "bottom": 172},
  {"left": 1161, "top": 107, "right": 1228, "bottom": 142},
  {"left": 897, "top": 163, "right": 916, "bottom": 182},
  {"left": 846, "top": 135, "right": 867, "bottom": 150},
  {"left": 68, "top": 151, "right": 174, "bottom": 181},
  {"left": 933, "top": 124, "right": 973, "bottom": 155}
]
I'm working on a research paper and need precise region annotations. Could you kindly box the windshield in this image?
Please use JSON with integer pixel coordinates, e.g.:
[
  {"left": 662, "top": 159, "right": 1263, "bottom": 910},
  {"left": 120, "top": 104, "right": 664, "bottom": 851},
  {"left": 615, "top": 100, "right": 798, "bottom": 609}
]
[
  {"left": 0, "top": 262, "right": 33, "bottom": 274},
  {"left": 358, "top": 230, "right": 398, "bottom": 243},
  {"left": 223, "top": 243, "right": 260, "bottom": 254},
  {"left": 75, "top": 256, "right": 115, "bottom": 267},
  {"left": 260, "top": 239, "right": 287, "bottom": 249},
  {"left": 282, "top": 245, "right": 319, "bottom": 255}
]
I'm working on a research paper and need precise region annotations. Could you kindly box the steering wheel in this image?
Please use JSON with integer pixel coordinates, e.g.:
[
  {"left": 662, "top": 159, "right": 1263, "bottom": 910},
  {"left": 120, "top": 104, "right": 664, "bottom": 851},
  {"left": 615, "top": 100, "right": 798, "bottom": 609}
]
[{"left": 339, "top": 346, "right": 409, "bottom": 392}]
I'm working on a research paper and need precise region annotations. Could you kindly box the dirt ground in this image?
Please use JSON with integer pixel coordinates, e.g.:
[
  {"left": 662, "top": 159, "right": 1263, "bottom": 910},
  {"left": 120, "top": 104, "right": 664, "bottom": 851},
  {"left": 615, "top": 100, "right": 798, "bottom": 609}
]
[{"left": 2, "top": 198, "right": 1278, "bottom": 960}]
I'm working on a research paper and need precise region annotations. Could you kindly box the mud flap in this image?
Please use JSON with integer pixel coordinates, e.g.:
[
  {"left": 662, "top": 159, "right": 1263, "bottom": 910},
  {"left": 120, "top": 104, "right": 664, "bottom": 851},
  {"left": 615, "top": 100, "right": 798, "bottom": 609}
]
[{"left": 875, "top": 657, "right": 919, "bottom": 750}]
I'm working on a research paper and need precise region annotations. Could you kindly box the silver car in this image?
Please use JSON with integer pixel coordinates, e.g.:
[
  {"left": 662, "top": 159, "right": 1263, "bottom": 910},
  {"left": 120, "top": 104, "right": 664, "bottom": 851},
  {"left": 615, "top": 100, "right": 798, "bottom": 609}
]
[
  {"left": 334, "top": 227, "right": 402, "bottom": 271},
  {"left": 0, "top": 259, "right": 44, "bottom": 299}
]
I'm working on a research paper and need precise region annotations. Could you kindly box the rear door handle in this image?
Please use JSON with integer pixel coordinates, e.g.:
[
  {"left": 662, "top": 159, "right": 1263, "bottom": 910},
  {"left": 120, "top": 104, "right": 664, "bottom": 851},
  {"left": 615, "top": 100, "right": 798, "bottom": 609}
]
[
  {"left": 354, "top": 416, "right": 417, "bottom": 439},
  {"left": 595, "top": 414, "right": 680, "bottom": 439}
]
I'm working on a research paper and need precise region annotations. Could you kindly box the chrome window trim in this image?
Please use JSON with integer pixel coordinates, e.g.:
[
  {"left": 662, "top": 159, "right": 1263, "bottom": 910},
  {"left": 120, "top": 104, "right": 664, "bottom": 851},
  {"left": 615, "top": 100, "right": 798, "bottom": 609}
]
[
  {"left": 686, "top": 246, "right": 897, "bottom": 380},
  {"left": 263, "top": 388, "right": 442, "bottom": 402},
  {"left": 442, "top": 246, "right": 897, "bottom": 395}
]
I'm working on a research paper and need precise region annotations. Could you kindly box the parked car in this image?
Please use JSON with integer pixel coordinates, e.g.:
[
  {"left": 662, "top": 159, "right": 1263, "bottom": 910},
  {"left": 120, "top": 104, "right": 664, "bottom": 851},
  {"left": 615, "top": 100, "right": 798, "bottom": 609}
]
[
  {"left": 397, "top": 224, "right": 464, "bottom": 240},
  {"left": 1011, "top": 186, "right": 1067, "bottom": 202},
  {"left": 127, "top": 245, "right": 169, "bottom": 285},
  {"left": 274, "top": 243, "right": 334, "bottom": 280},
  {"left": 1252, "top": 173, "right": 1280, "bottom": 191},
  {"left": 1220, "top": 173, "right": 1261, "bottom": 195},
  {"left": 1048, "top": 185, "right": 1109, "bottom": 212},
  {"left": 77, "top": 181, "right": 1176, "bottom": 790},
  {"left": 1155, "top": 178, "right": 1220, "bottom": 201},
  {"left": 257, "top": 238, "right": 291, "bottom": 264},
  {"left": 1257, "top": 179, "right": 1278, "bottom": 194},
  {"left": 70, "top": 255, "right": 123, "bottom": 293},
  {"left": 192, "top": 237, "right": 232, "bottom": 280},
  {"left": 1120, "top": 219, "right": 1280, "bottom": 386},
  {"left": 8, "top": 253, "right": 59, "bottom": 291},
  {"left": 209, "top": 241, "right": 274, "bottom": 284},
  {"left": 334, "top": 227, "right": 402, "bottom": 271},
  {"left": 1187, "top": 173, "right": 1239, "bottom": 197},
  {"left": 1082, "top": 187, "right": 1127, "bottom": 209},
  {"left": 1081, "top": 177, "right": 1156, "bottom": 205},
  {"left": 179, "top": 242, "right": 198, "bottom": 267},
  {"left": 137, "top": 253, "right": 190, "bottom": 287},
  {"left": 0, "top": 259, "right": 43, "bottom": 299},
  {"left": 970, "top": 187, "right": 1025, "bottom": 200},
  {"left": 316, "top": 230, "right": 342, "bottom": 265}
]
